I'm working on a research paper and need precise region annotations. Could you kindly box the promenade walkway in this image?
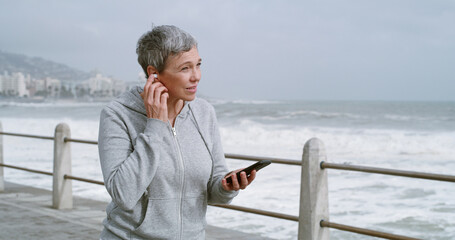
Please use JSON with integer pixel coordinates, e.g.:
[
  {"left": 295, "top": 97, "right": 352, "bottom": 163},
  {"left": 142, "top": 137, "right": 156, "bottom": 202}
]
[{"left": 0, "top": 181, "right": 271, "bottom": 240}]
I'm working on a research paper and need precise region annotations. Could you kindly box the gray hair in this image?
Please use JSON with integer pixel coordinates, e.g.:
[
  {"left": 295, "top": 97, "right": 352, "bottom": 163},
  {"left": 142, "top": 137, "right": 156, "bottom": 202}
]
[{"left": 136, "top": 25, "right": 198, "bottom": 78}]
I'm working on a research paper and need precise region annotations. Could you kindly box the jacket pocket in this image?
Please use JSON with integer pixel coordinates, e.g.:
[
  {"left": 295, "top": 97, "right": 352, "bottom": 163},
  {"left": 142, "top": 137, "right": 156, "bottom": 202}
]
[
  {"left": 134, "top": 198, "right": 179, "bottom": 239},
  {"left": 182, "top": 195, "right": 207, "bottom": 238}
]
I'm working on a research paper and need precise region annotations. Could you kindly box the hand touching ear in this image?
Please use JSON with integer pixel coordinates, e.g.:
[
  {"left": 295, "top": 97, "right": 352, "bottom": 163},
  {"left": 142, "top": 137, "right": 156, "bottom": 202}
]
[{"left": 140, "top": 74, "right": 169, "bottom": 122}]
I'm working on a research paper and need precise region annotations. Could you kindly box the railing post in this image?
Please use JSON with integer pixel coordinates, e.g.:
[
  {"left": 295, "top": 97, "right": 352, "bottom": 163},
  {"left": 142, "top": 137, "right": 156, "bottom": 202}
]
[
  {"left": 0, "top": 121, "right": 4, "bottom": 192},
  {"left": 298, "top": 138, "right": 330, "bottom": 240},
  {"left": 53, "top": 123, "right": 72, "bottom": 209}
]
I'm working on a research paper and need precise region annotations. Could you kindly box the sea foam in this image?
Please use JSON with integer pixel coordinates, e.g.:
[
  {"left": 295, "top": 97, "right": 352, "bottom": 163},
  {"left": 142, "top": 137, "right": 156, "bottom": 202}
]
[{"left": 1, "top": 101, "right": 454, "bottom": 239}]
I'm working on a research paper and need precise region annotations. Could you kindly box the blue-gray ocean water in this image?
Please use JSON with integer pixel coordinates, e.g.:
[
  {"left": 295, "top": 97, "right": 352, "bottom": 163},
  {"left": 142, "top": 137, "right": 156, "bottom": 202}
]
[{"left": 1, "top": 99, "right": 454, "bottom": 239}]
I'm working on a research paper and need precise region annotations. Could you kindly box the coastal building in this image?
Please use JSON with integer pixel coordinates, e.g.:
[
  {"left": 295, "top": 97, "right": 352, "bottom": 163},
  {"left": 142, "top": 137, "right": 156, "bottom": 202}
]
[
  {"left": 85, "top": 73, "right": 126, "bottom": 98},
  {"left": 111, "top": 78, "right": 127, "bottom": 96},
  {"left": 0, "top": 70, "right": 127, "bottom": 99},
  {"left": 44, "top": 77, "right": 61, "bottom": 98},
  {"left": 88, "top": 73, "right": 113, "bottom": 97},
  {"left": 29, "top": 79, "right": 46, "bottom": 97},
  {"left": 0, "top": 71, "right": 30, "bottom": 97}
]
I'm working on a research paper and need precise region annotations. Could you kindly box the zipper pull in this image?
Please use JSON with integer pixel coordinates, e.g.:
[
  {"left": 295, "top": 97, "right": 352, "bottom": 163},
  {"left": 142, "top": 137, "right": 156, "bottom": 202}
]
[{"left": 172, "top": 127, "right": 177, "bottom": 136}]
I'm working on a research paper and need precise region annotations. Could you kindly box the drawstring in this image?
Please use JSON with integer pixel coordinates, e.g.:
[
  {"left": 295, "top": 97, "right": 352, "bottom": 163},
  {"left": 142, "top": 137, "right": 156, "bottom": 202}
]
[{"left": 188, "top": 104, "right": 215, "bottom": 189}]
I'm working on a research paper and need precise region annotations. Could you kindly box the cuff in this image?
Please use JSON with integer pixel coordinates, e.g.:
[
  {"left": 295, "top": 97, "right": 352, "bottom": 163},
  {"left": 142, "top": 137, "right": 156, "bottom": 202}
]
[
  {"left": 218, "top": 179, "right": 240, "bottom": 198},
  {"left": 143, "top": 118, "right": 170, "bottom": 137}
]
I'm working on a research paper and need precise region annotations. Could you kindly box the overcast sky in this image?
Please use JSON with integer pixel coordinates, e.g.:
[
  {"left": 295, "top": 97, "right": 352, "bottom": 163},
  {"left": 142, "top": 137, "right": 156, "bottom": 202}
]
[{"left": 1, "top": 0, "right": 454, "bottom": 101}]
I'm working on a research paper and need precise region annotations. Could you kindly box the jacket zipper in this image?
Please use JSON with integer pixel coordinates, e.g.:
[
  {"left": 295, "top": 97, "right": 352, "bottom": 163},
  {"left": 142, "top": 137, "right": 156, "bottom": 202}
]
[{"left": 170, "top": 122, "right": 185, "bottom": 239}]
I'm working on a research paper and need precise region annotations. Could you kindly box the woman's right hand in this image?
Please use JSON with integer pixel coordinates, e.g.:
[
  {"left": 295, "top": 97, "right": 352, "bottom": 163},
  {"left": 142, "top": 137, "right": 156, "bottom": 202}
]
[{"left": 140, "top": 74, "right": 169, "bottom": 121}]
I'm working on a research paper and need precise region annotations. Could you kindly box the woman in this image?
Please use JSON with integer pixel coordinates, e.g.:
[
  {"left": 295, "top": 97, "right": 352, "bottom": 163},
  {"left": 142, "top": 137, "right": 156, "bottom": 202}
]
[{"left": 98, "top": 25, "right": 255, "bottom": 239}]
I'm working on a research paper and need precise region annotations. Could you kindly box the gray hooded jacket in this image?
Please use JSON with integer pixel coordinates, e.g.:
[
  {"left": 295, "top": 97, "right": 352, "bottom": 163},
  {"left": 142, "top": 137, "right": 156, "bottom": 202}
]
[{"left": 98, "top": 86, "right": 238, "bottom": 239}]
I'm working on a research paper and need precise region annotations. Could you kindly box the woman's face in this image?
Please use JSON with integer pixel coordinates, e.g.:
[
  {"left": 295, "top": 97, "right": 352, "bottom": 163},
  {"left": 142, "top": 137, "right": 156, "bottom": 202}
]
[{"left": 159, "top": 47, "right": 201, "bottom": 102}]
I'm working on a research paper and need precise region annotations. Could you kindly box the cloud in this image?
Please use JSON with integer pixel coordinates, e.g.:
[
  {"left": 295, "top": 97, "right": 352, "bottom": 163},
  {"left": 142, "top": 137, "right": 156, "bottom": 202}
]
[{"left": 0, "top": 0, "right": 454, "bottom": 100}]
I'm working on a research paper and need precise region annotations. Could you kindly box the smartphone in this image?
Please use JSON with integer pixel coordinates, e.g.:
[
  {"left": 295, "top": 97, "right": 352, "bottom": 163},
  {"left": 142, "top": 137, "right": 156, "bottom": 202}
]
[{"left": 226, "top": 160, "right": 271, "bottom": 184}]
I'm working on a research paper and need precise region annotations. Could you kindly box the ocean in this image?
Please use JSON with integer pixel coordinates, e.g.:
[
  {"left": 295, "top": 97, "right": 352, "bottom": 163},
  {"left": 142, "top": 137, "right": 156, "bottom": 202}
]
[{"left": 1, "top": 98, "right": 454, "bottom": 239}]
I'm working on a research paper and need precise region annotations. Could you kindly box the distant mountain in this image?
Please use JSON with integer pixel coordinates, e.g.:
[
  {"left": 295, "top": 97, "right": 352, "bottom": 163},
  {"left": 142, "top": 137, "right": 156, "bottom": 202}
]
[{"left": 0, "top": 50, "right": 90, "bottom": 81}]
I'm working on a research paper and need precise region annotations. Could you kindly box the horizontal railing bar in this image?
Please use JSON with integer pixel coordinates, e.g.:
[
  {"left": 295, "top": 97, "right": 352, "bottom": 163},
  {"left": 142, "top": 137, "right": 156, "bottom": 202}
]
[
  {"left": 225, "top": 153, "right": 301, "bottom": 166},
  {"left": 64, "top": 137, "right": 98, "bottom": 145},
  {"left": 211, "top": 204, "right": 299, "bottom": 222},
  {"left": 2, "top": 130, "right": 302, "bottom": 166},
  {"left": 0, "top": 131, "right": 54, "bottom": 140},
  {"left": 321, "top": 162, "right": 455, "bottom": 183},
  {"left": 0, "top": 163, "right": 53, "bottom": 176},
  {"left": 2, "top": 162, "right": 294, "bottom": 221},
  {"left": 64, "top": 174, "right": 104, "bottom": 185},
  {"left": 320, "top": 220, "right": 422, "bottom": 240}
]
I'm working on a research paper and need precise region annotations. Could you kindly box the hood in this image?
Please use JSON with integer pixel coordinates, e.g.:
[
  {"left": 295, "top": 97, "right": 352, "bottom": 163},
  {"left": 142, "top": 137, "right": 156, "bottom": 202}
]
[{"left": 113, "top": 85, "right": 191, "bottom": 118}]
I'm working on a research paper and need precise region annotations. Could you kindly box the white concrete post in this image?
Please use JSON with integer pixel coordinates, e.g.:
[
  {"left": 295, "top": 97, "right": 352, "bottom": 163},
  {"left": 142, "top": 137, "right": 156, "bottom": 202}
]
[
  {"left": 53, "top": 123, "right": 72, "bottom": 209},
  {"left": 0, "top": 121, "right": 4, "bottom": 192},
  {"left": 298, "top": 138, "right": 330, "bottom": 240}
]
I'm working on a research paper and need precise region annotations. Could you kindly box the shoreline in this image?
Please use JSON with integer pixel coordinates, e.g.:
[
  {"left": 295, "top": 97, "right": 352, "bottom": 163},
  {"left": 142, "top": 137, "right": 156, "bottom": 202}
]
[{"left": 0, "top": 97, "right": 113, "bottom": 104}]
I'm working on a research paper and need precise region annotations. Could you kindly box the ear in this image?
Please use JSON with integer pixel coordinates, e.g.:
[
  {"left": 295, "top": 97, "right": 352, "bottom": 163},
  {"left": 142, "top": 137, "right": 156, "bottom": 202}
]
[{"left": 147, "top": 66, "right": 158, "bottom": 78}]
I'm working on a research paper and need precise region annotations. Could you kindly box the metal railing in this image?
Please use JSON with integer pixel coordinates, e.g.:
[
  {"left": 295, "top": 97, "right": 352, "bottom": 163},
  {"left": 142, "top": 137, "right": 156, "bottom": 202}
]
[
  {"left": 320, "top": 162, "right": 455, "bottom": 182},
  {"left": 1, "top": 121, "right": 453, "bottom": 239}
]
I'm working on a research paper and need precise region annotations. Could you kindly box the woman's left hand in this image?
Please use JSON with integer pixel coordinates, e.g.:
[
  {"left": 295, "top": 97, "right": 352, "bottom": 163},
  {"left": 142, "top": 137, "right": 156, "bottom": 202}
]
[{"left": 221, "top": 169, "right": 256, "bottom": 191}]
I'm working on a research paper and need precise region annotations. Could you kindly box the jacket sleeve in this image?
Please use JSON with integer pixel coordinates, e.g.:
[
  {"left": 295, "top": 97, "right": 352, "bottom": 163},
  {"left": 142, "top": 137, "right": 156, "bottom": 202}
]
[
  {"left": 206, "top": 105, "right": 239, "bottom": 204},
  {"left": 98, "top": 106, "right": 173, "bottom": 210}
]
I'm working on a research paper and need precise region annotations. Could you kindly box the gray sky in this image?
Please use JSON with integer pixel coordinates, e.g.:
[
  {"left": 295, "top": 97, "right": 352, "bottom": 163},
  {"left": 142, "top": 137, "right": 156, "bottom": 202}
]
[{"left": 1, "top": 0, "right": 454, "bottom": 101}]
